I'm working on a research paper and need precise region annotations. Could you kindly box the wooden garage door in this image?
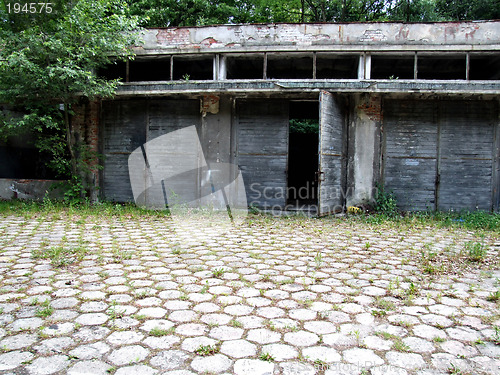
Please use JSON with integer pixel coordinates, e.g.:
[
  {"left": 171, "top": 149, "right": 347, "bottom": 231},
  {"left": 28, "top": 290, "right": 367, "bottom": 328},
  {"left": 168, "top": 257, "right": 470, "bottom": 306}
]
[
  {"left": 438, "top": 101, "right": 496, "bottom": 211},
  {"left": 383, "top": 100, "right": 438, "bottom": 211},
  {"left": 236, "top": 100, "right": 288, "bottom": 209},
  {"left": 383, "top": 100, "right": 498, "bottom": 211},
  {"left": 102, "top": 100, "right": 147, "bottom": 202},
  {"left": 102, "top": 99, "right": 200, "bottom": 202}
]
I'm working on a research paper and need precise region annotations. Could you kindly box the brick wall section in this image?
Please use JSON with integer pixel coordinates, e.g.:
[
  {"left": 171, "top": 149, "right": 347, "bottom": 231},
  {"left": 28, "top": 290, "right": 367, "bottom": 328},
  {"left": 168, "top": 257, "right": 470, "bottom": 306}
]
[
  {"left": 357, "top": 95, "right": 382, "bottom": 122},
  {"left": 156, "top": 28, "right": 191, "bottom": 47},
  {"left": 71, "top": 100, "right": 100, "bottom": 201}
]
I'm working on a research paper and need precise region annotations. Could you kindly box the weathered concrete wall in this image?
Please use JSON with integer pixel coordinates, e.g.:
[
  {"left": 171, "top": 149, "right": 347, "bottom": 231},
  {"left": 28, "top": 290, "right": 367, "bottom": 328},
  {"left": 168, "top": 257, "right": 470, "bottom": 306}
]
[
  {"left": 0, "top": 179, "right": 65, "bottom": 200},
  {"left": 346, "top": 94, "right": 382, "bottom": 207},
  {"left": 139, "top": 21, "right": 500, "bottom": 54}
]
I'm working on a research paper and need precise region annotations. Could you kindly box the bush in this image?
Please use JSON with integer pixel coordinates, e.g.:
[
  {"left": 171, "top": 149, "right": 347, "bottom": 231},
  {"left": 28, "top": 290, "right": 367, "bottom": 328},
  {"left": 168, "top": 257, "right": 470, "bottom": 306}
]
[{"left": 373, "top": 183, "right": 398, "bottom": 215}]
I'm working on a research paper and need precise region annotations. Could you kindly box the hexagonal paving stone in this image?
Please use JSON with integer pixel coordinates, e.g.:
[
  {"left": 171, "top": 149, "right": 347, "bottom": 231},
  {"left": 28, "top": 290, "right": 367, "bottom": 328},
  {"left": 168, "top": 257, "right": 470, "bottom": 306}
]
[
  {"left": 224, "top": 304, "right": 254, "bottom": 316},
  {"left": 255, "top": 306, "right": 285, "bottom": 319},
  {"left": 25, "top": 355, "right": 69, "bottom": 375},
  {"left": 412, "top": 324, "right": 447, "bottom": 340},
  {"left": 289, "top": 309, "right": 317, "bottom": 321},
  {"left": 302, "top": 346, "right": 341, "bottom": 363},
  {"left": 191, "top": 353, "right": 232, "bottom": 373},
  {"left": 200, "top": 313, "right": 232, "bottom": 325},
  {"left": 280, "top": 361, "right": 316, "bottom": 375},
  {"left": 181, "top": 336, "right": 218, "bottom": 352},
  {"left": 80, "top": 301, "right": 108, "bottom": 312},
  {"left": 386, "top": 352, "right": 426, "bottom": 370},
  {"left": 175, "top": 323, "right": 207, "bottom": 336},
  {"left": 193, "top": 302, "right": 220, "bottom": 313},
  {"left": 139, "top": 319, "right": 174, "bottom": 332},
  {"left": 220, "top": 339, "right": 257, "bottom": 358},
  {"left": 0, "top": 333, "right": 37, "bottom": 350},
  {"left": 440, "top": 340, "right": 478, "bottom": 357},
  {"left": 247, "top": 328, "right": 281, "bottom": 344},
  {"left": 75, "top": 313, "right": 108, "bottom": 326},
  {"left": 343, "top": 348, "right": 384, "bottom": 367},
  {"left": 137, "top": 307, "right": 167, "bottom": 318},
  {"left": 9, "top": 317, "right": 43, "bottom": 331},
  {"left": 209, "top": 326, "right": 244, "bottom": 340},
  {"left": 0, "top": 351, "right": 34, "bottom": 371},
  {"left": 108, "top": 345, "right": 149, "bottom": 366},
  {"left": 34, "top": 337, "right": 75, "bottom": 354},
  {"left": 106, "top": 331, "right": 144, "bottom": 346},
  {"left": 67, "top": 360, "right": 112, "bottom": 375},
  {"left": 303, "top": 321, "right": 337, "bottom": 335},
  {"left": 149, "top": 350, "right": 189, "bottom": 371},
  {"left": 233, "top": 358, "right": 275, "bottom": 375},
  {"left": 115, "top": 365, "right": 159, "bottom": 375},
  {"left": 261, "top": 343, "right": 297, "bottom": 361},
  {"left": 362, "top": 335, "right": 393, "bottom": 351},
  {"left": 73, "top": 326, "right": 110, "bottom": 342},
  {"left": 402, "top": 337, "right": 435, "bottom": 353},
  {"left": 284, "top": 331, "right": 319, "bottom": 347},
  {"left": 446, "top": 326, "right": 482, "bottom": 342},
  {"left": 68, "top": 342, "right": 111, "bottom": 360},
  {"left": 143, "top": 335, "right": 180, "bottom": 349}
]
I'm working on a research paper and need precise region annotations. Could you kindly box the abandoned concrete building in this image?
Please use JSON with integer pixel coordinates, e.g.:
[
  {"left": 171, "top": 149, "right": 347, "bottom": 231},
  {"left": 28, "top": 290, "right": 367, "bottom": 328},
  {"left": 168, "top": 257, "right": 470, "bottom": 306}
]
[{"left": 3, "top": 21, "right": 500, "bottom": 214}]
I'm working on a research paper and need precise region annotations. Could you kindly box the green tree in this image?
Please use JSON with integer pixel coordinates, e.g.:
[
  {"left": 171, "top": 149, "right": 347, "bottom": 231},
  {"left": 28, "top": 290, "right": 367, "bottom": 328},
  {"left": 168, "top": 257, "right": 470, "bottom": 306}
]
[
  {"left": 126, "top": 0, "right": 237, "bottom": 26},
  {"left": 387, "top": 0, "right": 440, "bottom": 22},
  {"left": 436, "top": 0, "right": 500, "bottom": 20},
  {"left": 0, "top": 0, "right": 141, "bottom": 199}
]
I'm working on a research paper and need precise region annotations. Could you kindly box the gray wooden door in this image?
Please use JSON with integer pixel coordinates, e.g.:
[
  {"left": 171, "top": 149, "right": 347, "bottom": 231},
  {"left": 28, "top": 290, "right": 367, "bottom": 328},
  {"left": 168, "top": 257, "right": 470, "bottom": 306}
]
[
  {"left": 102, "top": 100, "right": 147, "bottom": 202},
  {"left": 318, "top": 91, "right": 345, "bottom": 215},
  {"left": 383, "top": 100, "right": 438, "bottom": 211},
  {"left": 437, "top": 101, "right": 496, "bottom": 211},
  {"left": 236, "top": 100, "right": 288, "bottom": 210},
  {"left": 144, "top": 100, "right": 202, "bottom": 207},
  {"left": 383, "top": 100, "right": 498, "bottom": 211},
  {"left": 102, "top": 99, "right": 200, "bottom": 203}
]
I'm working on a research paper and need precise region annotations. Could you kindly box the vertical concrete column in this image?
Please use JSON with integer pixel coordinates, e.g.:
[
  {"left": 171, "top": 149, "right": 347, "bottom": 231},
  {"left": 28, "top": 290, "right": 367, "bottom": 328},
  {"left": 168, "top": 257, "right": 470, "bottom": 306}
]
[
  {"left": 213, "top": 55, "right": 218, "bottom": 80},
  {"left": 364, "top": 54, "right": 371, "bottom": 79},
  {"left": 346, "top": 94, "right": 382, "bottom": 207},
  {"left": 219, "top": 55, "right": 227, "bottom": 80},
  {"left": 71, "top": 100, "right": 101, "bottom": 202},
  {"left": 358, "top": 54, "right": 365, "bottom": 79}
]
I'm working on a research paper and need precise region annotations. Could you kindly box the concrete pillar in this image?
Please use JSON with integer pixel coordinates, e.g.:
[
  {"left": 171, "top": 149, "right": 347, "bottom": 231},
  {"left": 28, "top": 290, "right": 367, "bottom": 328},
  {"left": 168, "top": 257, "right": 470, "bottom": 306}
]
[
  {"left": 219, "top": 55, "right": 227, "bottom": 80},
  {"left": 365, "top": 54, "right": 371, "bottom": 79},
  {"left": 346, "top": 94, "right": 382, "bottom": 207},
  {"left": 357, "top": 54, "right": 365, "bottom": 79},
  {"left": 71, "top": 99, "right": 101, "bottom": 202}
]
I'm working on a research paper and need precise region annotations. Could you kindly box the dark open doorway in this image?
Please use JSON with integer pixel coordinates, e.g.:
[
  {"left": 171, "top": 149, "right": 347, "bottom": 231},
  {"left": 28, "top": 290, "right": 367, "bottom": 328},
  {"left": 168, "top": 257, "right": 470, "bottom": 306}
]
[{"left": 287, "top": 101, "right": 319, "bottom": 207}]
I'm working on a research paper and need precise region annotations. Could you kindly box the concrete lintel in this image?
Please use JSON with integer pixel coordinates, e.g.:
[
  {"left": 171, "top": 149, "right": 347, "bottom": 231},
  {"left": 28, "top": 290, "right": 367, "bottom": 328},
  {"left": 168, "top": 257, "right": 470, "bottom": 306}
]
[{"left": 115, "top": 80, "right": 500, "bottom": 97}]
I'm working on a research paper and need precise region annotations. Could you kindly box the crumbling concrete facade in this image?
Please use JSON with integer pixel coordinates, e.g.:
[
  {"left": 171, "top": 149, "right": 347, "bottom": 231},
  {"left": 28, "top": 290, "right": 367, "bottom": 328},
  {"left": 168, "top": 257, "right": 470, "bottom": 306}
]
[{"left": 78, "top": 21, "right": 500, "bottom": 213}]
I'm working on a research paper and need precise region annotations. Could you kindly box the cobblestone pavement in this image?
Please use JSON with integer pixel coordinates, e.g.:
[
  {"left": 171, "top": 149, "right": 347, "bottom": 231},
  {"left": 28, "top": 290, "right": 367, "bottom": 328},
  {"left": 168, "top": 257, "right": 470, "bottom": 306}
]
[{"left": 0, "top": 212, "right": 499, "bottom": 375}]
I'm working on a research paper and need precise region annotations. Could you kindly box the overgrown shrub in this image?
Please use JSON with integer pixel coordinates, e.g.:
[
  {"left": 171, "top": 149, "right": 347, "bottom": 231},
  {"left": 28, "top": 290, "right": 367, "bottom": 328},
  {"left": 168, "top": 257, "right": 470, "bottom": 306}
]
[{"left": 373, "top": 183, "right": 398, "bottom": 215}]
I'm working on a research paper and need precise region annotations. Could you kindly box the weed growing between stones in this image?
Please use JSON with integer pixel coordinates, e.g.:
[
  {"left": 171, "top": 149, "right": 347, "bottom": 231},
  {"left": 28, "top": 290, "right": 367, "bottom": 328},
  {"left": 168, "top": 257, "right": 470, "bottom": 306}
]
[
  {"left": 464, "top": 240, "right": 487, "bottom": 262},
  {"left": 31, "top": 245, "right": 86, "bottom": 267},
  {"left": 259, "top": 352, "right": 274, "bottom": 362},
  {"left": 195, "top": 343, "right": 220, "bottom": 356}
]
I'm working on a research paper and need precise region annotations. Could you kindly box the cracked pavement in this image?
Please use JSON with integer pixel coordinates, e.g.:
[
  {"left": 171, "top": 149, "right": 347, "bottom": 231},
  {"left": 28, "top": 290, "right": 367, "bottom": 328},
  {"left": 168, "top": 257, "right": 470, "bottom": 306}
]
[{"left": 0, "top": 211, "right": 499, "bottom": 374}]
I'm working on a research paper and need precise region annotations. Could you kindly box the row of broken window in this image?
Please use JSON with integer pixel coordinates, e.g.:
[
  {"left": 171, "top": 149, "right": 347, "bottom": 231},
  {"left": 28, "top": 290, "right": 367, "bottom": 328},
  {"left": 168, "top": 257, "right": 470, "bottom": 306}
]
[{"left": 99, "top": 53, "right": 500, "bottom": 82}]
